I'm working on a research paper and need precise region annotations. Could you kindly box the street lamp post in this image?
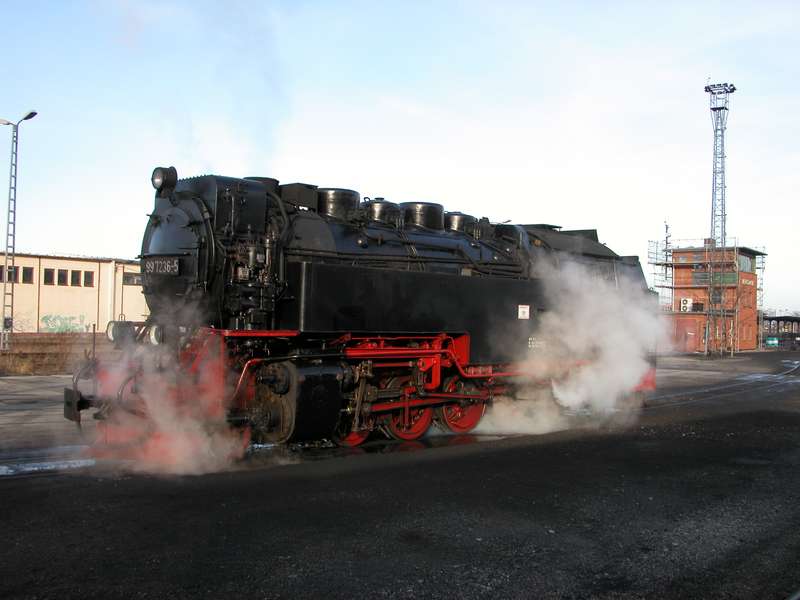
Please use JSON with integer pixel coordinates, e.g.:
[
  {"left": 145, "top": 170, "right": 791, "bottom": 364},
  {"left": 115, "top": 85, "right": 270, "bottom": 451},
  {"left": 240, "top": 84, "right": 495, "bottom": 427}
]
[{"left": 0, "top": 110, "right": 37, "bottom": 352}]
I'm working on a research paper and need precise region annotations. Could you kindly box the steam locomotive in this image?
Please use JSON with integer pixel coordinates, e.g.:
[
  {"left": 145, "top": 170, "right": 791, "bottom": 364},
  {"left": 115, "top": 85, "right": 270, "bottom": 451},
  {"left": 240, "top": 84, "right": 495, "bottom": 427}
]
[{"left": 64, "top": 167, "right": 655, "bottom": 446}]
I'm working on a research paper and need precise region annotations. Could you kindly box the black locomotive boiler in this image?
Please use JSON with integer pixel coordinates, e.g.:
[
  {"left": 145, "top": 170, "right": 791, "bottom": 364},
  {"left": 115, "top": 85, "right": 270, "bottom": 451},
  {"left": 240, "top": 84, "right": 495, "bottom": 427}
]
[{"left": 65, "top": 166, "right": 655, "bottom": 446}]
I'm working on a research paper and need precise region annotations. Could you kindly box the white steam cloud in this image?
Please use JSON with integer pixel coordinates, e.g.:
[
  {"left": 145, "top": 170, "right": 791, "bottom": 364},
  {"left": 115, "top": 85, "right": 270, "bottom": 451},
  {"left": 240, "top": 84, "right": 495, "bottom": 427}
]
[{"left": 477, "top": 257, "right": 668, "bottom": 435}]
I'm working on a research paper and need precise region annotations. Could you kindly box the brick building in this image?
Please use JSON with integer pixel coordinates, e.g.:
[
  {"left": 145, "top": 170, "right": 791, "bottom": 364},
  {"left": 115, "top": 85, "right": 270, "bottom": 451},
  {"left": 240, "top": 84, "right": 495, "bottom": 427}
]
[{"left": 667, "top": 245, "right": 765, "bottom": 353}]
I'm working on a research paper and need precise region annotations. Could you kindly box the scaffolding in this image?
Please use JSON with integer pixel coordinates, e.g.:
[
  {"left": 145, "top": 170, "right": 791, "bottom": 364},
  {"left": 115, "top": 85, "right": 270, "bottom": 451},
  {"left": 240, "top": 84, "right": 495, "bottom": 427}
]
[
  {"left": 647, "top": 237, "right": 766, "bottom": 354},
  {"left": 647, "top": 223, "right": 673, "bottom": 309},
  {"left": 756, "top": 252, "right": 766, "bottom": 349}
]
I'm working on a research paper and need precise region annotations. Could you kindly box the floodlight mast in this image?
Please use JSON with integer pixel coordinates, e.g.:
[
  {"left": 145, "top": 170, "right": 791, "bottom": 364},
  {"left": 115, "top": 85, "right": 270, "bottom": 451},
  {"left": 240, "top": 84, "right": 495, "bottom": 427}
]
[
  {"left": 703, "top": 83, "right": 735, "bottom": 356},
  {"left": 705, "top": 83, "right": 735, "bottom": 248}
]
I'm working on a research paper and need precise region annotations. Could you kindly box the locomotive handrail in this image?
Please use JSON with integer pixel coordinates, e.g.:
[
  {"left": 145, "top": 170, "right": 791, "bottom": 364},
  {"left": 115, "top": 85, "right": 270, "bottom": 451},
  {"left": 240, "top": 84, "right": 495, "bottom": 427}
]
[
  {"left": 354, "top": 228, "right": 524, "bottom": 276},
  {"left": 283, "top": 246, "right": 517, "bottom": 264},
  {"left": 283, "top": 247, "right": 523, "bottom": 275}
]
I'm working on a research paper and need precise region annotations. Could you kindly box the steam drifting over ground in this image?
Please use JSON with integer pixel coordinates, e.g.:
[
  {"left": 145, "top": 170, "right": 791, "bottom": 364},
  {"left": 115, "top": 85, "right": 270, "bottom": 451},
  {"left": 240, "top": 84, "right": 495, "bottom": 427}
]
[
  {"left": 476, "top": 257, "right": 669, "bottom": 436},
  {"left": 85, "top": 345, "right": 248, "bottom": 475}
]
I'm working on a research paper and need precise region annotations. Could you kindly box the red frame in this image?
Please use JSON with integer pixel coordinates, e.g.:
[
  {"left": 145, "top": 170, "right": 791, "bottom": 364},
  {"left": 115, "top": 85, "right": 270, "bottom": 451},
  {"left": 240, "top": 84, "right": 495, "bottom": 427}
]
[
  {"left": 94, "top": 327, "right": 657, "bottom": 444},
  {"left": 175, "top": 328, "right": 656, "bottom": 411}
]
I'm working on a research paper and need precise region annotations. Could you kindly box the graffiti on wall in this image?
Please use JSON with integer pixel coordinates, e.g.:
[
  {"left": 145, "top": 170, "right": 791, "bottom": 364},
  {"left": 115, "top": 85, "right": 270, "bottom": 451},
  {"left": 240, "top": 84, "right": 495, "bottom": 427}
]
[{"left": 40, "top": 314, "right": 87, "bottom": 333}]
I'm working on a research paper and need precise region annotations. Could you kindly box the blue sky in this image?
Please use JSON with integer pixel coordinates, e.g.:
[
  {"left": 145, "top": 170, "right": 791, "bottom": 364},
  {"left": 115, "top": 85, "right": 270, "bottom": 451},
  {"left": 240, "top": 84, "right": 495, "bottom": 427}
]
[{"left": 1, "top": 0, "right": 798, "bottom": 309}]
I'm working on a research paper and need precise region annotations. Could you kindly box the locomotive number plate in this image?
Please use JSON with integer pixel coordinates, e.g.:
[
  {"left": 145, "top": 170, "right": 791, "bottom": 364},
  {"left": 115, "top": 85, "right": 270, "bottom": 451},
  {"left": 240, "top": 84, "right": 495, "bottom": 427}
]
[{"left": 143, "top": 257, "right": 180, "bottom": 276}]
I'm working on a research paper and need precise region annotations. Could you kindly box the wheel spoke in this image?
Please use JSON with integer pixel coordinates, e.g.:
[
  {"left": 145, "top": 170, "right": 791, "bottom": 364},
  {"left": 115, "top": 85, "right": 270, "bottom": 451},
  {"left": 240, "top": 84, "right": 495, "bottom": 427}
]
[
  {"left": 333, "top": 418, "right": 370, "bottom": 447},
  {"left": 435, "top": 377, "right": 486, "bottom": 434},
  {"left": 385, "top": 407, "right": 433, "bottom": 441},
  {"left": 437, "top": 402, "right": 485, "bottom": 433}
]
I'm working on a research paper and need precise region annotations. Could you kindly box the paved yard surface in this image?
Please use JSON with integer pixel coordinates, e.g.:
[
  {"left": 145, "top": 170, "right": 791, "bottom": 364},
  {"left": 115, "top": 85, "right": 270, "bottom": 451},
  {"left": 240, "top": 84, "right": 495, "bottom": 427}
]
[{"left": 1, "top": 352, "right": 799, "bottom": 599}]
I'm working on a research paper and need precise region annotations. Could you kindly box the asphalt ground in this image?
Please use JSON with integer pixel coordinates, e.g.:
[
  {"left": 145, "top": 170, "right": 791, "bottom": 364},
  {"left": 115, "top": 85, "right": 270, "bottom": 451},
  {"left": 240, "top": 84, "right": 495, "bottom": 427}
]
[{"left": 1, "top": 351, "right": 800, "bottom": 599}]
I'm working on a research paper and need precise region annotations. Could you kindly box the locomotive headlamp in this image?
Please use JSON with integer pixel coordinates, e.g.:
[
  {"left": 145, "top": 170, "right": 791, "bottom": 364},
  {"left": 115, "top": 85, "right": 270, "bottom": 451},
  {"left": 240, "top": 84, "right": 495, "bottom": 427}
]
[{"left": 151, "top": 166, "right": 178, "bottom": 193}]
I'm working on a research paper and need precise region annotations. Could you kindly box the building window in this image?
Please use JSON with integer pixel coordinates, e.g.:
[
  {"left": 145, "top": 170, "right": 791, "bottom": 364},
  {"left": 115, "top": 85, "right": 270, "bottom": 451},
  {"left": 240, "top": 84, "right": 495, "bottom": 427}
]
[
  {"left": 44, "top": 268, "right": 55, "bottom": 285},
  {"left": 70, "top": 270, "right": 81, "bottom": 286},
  {"left": 57, "top": 269, "right": 68, "bottom": 286},
  {"left": 22, "top": 267, "right": 33, "bottom": 284},
  {"left": 123, "top": 272, "right": 143, "bottom": 286},
  {"left": 83, "top": 271, "right": 94, "bottom": 287},
  {"left": 738, "top": 254, "right": 753, "bottom": 273},
  {"left": 3, "top": 266, "right": 19, "bottom": 283}
]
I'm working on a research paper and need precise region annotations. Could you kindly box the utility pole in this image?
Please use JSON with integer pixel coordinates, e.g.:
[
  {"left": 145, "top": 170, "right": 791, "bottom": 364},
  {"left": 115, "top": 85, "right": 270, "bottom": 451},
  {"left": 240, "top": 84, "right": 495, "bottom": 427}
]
[{"left": 0, "top": 110, "right": 37, "bottom": 352}]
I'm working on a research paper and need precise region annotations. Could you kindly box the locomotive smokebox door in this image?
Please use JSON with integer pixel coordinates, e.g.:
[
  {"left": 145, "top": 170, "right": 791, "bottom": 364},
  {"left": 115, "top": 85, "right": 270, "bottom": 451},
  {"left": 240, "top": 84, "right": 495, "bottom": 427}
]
[{"left": 251, "top": 362, "right": 345, "bottom": 443}]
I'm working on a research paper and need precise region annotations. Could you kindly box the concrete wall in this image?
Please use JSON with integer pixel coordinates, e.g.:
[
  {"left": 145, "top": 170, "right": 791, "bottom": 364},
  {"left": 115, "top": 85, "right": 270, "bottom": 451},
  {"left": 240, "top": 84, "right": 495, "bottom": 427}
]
[
  {"left": 0, "top": 253, "right": 149, "bottom": 333},
  {"left": 0, "top": 332, "right": 121, "bottom": 375}
]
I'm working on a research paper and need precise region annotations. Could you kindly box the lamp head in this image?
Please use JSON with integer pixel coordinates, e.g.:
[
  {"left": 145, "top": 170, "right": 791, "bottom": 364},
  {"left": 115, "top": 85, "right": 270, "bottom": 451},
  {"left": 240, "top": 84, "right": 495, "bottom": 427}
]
[{"left": 151, "top": 166, "right": 178, "bottom": 197}]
